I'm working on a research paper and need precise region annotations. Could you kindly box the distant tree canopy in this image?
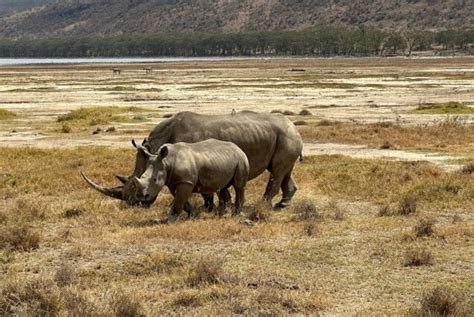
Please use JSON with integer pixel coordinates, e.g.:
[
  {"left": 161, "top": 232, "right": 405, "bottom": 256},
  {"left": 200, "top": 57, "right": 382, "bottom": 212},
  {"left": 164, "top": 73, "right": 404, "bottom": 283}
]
[{"left": 0, "top": 27, "right": 473, "bottom": 58}]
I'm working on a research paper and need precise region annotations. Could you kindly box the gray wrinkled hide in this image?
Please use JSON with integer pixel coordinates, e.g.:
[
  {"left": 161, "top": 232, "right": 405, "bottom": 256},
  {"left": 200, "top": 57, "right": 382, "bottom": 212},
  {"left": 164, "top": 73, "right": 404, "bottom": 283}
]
[
  {"left": 125, "top": 111, "right": 303, "bottom": 208},
  {"left": 133, "top": 139, "right": 249, "bottom": 217}
]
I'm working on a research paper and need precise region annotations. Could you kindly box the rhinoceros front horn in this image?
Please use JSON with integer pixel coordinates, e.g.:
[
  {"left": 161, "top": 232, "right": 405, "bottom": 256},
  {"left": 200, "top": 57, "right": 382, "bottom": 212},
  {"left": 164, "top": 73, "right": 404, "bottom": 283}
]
[{"left": 80, "top": 171, "right": 124, "bottom": 200}]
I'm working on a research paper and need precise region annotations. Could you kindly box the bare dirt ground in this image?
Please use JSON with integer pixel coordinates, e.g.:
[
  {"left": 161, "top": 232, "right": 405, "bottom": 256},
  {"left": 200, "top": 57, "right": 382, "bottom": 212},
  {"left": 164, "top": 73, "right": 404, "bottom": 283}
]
[
  {"left": 1, "top": 57, "right": 473, "bottom": 167},
  {"left": 0, "top": 58, "right": 473, "bottom": 316}
]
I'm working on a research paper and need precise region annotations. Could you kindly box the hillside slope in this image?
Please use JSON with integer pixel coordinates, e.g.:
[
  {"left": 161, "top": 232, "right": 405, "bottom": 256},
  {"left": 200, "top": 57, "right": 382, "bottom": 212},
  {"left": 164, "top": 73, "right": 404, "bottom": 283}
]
[{"left": 0, "top": 0, "right": 472, "bottom": 37}]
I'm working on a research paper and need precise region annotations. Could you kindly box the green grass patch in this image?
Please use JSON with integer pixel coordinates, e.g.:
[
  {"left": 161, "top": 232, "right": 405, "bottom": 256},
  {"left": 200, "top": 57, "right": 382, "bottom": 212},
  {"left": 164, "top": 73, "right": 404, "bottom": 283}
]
[
  {"left": 0, "top": 109, "right": 16, "bottom": 120},
  {"left": 411, "top": 102, "right": 474, "bottom": 114},
  {"left": 57, "top": 106, "right": 151, "bottom": 126}
]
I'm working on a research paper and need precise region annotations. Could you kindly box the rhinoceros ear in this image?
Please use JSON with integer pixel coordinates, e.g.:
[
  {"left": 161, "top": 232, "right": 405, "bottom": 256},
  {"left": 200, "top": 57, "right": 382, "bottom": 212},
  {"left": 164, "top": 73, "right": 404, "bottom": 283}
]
[
  {"left": 160, "top": 146, "right": 168, "bottom": 158},
  {"left": 132, "top": 139, "right": 138, "bottom": 149}
]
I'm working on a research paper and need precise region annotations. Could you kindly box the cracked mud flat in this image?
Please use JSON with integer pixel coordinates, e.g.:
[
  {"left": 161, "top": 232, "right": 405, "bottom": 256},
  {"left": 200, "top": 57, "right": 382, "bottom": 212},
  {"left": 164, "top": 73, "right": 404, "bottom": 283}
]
[{"left": 1, "top": 57, "right": 473, "bottom": 170}]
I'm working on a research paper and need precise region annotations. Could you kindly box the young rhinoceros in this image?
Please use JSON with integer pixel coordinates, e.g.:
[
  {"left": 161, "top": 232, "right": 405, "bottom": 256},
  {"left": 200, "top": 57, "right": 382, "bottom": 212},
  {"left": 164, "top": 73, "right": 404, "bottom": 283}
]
[{"left": 131, "top": 139, "right": 249, "bottom": 218}]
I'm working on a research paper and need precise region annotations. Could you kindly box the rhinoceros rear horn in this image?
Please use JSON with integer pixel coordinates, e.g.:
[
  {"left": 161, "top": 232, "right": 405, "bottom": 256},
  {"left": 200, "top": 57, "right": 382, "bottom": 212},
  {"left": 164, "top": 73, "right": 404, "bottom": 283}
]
[
  {"left": 81, "top": 171, "right": 124, "bottom": 200},
  {"left": 116, "top": 175, "right": 128, "bottom": 184}
]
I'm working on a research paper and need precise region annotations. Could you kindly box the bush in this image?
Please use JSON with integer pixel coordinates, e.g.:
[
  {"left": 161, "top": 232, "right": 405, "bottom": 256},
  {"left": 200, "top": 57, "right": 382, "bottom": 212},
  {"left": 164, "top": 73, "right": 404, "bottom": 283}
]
[
  {"left": 283, "top": 110, "right": 295, "bottom": 115},
  {"left": 187, "top": 257, "right": 224, "bottom": 287},
  {"left": 460, "top": 163, "right": 474, "bottom": 175},
  {"left": 293, "top": 120, "right": 308, "bottom": 126},
  {"left": 404, "top": 248, "right": 433, "bottom": 267},
  {"left": 299, "top": 109, "right": 312, "bottom": 116},
  {"left": 414, "top": 218, "right": 435, "bottom": 237},
  {"left": 413, "top": 287, "right": 472, "bottom": 317},
  {"left": 397, "top": 195, "right": 417, "bottom": 215},
  {"left": 293, "top": 199, "right": 321, "bottom": 221},
  {"left": 380, "top": 141, "right": 394, "bottom": 149},
  {"left": 54, "top": 264, "right": 78, "bottom": 287}
]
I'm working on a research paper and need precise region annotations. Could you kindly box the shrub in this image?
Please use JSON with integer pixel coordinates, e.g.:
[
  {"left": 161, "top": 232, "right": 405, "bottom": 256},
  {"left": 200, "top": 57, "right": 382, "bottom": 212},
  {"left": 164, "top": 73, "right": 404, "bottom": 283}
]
[
  {"left": 380, "top": 141, "right": 394, "bottom": 149},
  {"left": 283, "top": 110, "right": 295, "bottom": 115},
  {"left": 293, "top": 120, "right": 308, "bottom": 126},
  {"left": 162, "top": 113, "right": 173, "bottom": 118},
  {"left": 398, "top": 195, "right": 417, "bottom": 215},
  {"left": 460, "top": 163, "right": 474, "bottom": 175},
  {"left": 187, "top": 257, "right": 224, "bottom": 287},
  {"left": 293, "top": 199, "right": 321, "bottom": 221},
  {"left": 271, "top": 109, "right": 283, "bottom": 114},
  {"left": 414, "top": 218, "right": 436, "bottom": 237},
  {"left": 0, "top": 225, "right": 40, "bottom": 251},
  {"left": 299, "top": 109, "right": 312, "bottom": 116},
  {"left": 404, "top": 248, "right": 433, "bottom": 267},
  {"left": 54, "top": 264, "right": 78, "bottom": 287},
  {"left": 413, "top": 287, "right": 471, "bottom": 317}
]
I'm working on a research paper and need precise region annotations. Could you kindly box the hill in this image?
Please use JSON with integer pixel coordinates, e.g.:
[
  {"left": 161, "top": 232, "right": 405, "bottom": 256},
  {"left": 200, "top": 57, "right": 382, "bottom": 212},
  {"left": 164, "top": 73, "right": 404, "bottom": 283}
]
[
  {"left": 0, "top": 0, "right": 472, "bottom": 37},
  {"left": 0, "top": 0, "right": 52, "bottom": 17}
]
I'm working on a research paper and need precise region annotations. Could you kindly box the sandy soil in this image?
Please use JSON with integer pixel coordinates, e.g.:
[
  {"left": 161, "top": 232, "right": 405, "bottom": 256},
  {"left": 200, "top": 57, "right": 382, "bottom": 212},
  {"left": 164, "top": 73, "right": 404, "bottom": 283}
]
[{"left": 1, "top": 57, "right": 473, "bottom": 167}]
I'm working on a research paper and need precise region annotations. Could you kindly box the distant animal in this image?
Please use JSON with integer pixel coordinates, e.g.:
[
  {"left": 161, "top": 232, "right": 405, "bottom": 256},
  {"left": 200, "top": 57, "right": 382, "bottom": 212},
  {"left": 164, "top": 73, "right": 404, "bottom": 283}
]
[
  {"left": 112, "top": 68, "right": 121, "bottom": 75},
  {"left": 84, "top": 139, "right": 249, "bottom": 218},
  {"left": 144, "top": 67, "right": 153, "bottom": 74},
  {"left": 82, "top": 111, "right": 303, "bottom": 210}
]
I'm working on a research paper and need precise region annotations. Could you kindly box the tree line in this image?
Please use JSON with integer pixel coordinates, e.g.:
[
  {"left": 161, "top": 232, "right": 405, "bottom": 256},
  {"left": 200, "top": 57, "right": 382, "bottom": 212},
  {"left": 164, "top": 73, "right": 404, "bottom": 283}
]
[{"left": 0, "top": 27, "right": 472, "bottom": 58}]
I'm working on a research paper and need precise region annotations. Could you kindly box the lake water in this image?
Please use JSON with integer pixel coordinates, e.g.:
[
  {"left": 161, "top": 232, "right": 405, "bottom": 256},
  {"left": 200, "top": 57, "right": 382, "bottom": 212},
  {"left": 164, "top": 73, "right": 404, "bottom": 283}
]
[{"left": 0, "top": 56, "right": 271, "bottom": 66}]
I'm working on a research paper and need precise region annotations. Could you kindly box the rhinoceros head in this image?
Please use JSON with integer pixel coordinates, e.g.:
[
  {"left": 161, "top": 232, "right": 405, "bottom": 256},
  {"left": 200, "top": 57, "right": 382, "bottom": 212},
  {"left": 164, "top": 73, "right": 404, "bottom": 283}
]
[{"left": 81, "top": 139, "right": 161, "bottom": 207}]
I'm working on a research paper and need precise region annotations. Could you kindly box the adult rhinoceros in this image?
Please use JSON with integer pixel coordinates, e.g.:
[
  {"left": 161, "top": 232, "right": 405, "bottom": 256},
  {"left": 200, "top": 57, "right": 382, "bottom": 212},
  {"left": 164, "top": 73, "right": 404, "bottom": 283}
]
[{"left": 82, "top": 111, "right": 303, "bottom": 208}]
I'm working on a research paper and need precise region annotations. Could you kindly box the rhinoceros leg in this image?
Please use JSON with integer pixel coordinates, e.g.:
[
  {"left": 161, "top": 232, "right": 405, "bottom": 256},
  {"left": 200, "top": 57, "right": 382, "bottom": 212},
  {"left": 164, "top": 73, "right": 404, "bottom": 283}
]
[
  {"left": 169, "top": 183, "right": 194, "bottom": 221},
  {"left": 217, "top": 189, "right": 231, "bottom": 216},
  {"left": 234, "top": 186, "right": 245, "bottom": 215},
  {"left": 276, "top": 172, "right": 298, "bottom": 209},
  {"left": 202, "top": 194, "right": 215, "bottom": 212}
]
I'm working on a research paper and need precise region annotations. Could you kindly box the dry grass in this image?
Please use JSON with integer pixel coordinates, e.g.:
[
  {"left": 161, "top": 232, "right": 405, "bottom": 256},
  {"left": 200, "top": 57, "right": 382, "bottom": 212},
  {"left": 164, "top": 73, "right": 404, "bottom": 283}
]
[
  {"left": 0, "top": 146, "right": 472, "bottom": 315},
  {"left": 412, "top": 287, "right": 473, "bottom": 317},
  {"left": 299, "top": 120, "right": 474, "bottom": 155},
  {"left": 57, "top": 106, "right": 149, "bottom": 126},
  {"left": 187, "top": 257, "right": 224, "bottom": 287},
  {"left": 414, "top": 218, "right": 436, "bottom": 237},
  {"left": 404, "top": 248, "right": 434, "bottom": 267},
  {"left": 0, "top": 225, "right": 40, "bottom": 252},
  {"left": 398, "top": 195, "right": 418, "bottom": 215},
  {"left": 0, "top": 109, "right": 16, "bottom": 120}
]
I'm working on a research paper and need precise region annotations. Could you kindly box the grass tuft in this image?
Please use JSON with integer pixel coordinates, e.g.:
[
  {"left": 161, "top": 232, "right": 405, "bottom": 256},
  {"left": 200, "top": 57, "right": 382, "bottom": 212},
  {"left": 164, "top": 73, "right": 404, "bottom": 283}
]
[
  {"left": 0, "top": 225, "right": 40, "bottom": 252},
  {"left": 404, "top": 248, "right": 434, "bottom": 267},
  {"left": 418, "top": 287, "right": 472, "bottom": 317},
  {"left": 54, "top": 264, "right": 78, "bottom": 287},
  {"left": 397, "top": 195, "right": 417, "bottom": 215},
  {"left": 299, "top": 109, "right": 313, "bottom": 116},
  {"left": 187, "top": 257, "right": 224, "bottom": 287},
  {"left": 414, "top": 218, "right": 436, "bottom": 238},
  {"left": 292, "top": 199, "right": 321, "bottom": 221},
  {"left": 111, "top": 292, "right": 145, "bottom": 317},
  {"left": 0, "top": 277, "right": 60, "bottom": 316},
  {"left": 460, "top": 163, "right": 474, "bottom": 175},
  {"left": 246, "top": 201, "right": 272, "bottom": 222}
]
